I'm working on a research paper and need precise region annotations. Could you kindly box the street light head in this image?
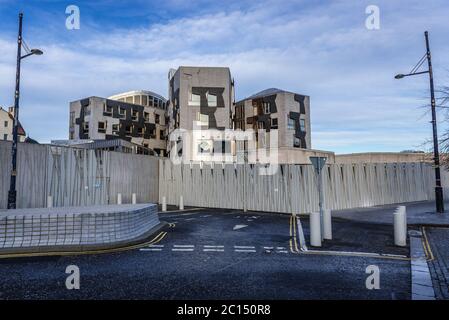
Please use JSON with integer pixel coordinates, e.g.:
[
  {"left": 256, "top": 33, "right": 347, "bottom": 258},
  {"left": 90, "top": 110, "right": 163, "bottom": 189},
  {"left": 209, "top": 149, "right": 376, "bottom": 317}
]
[
  {"left": 31, "top": 49, "right": 43, "bottom": 55},
  {"left": 395, "top": 74, "right": 405, "bottom": 79}
]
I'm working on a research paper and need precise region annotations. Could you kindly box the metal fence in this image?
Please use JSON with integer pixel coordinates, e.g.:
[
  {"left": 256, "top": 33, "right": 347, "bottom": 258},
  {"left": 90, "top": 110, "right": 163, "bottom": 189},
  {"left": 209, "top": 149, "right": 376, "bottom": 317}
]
[
  {"left": 0, "top": 141, "right": 159, "bottom": 209},
  {"left": 159, "top": 160, "right": 449, "bottom": 213}
]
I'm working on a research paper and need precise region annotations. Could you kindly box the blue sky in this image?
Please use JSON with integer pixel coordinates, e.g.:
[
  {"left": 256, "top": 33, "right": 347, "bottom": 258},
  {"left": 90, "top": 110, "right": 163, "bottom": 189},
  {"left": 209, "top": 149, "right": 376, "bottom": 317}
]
[{"left": 0, "top": 0, "right": 449, "bottom": 153}]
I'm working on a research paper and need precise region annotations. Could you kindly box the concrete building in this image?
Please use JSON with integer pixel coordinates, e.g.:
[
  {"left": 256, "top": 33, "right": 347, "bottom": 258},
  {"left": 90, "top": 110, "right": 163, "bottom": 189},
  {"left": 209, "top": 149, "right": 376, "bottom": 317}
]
[
  {"left": 0, "top": 106, "right": 26, "bottom": 142},
  {"left": 69, "top": 90, "right": 168, "bottom": 156},
  {"left": 167, "top": 66, "right": 235, "bottom": 162}
]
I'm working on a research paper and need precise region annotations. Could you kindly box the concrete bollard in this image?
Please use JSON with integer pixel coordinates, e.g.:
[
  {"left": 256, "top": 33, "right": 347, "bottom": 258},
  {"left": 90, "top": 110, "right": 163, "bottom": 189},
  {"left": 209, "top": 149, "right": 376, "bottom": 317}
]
[
  {"left": 117, "top": 193, "right": 122, "bottom": 205},
  {"left": 310, "top": 211, "right": 322, "bottom": 247},
  {"left": 394, "top": 206, "right": 407, "bottom": 246},
  {"left": 323, "top": 209, "right": 332, "bottom": 240},
  {"left": 132, "top": 193, "right": 137, "bottom": 204},
  {"left": 162, "top": 196, "right": 167, "bottom": 212},
  {"left": 179, "top": 195, "right": 184, "bottom": 210},
  {"left": 47, "top": 195, "right": 53, "bottom": 208}
]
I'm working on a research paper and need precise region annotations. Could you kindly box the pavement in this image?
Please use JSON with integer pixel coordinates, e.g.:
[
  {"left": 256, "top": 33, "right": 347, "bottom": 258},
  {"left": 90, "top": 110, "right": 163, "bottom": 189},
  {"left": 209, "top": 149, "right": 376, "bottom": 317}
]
[
  {"left": 0, "top": 208, "right": 411, "bottom": 299},
  {"left": 425, "top": 227, "right": 449, "bottom": 299},
  {"left": 331, "top": 200, "right": 449, "bottom": 226}
]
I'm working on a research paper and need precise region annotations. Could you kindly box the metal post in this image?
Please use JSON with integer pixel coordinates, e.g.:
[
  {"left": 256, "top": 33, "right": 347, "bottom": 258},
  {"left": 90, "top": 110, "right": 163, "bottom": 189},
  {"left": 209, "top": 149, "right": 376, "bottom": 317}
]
[
  {"left": 7, "top": 13, "right": 23, "bottom": 209},
  {"left": 317, "top": 163, "right": 324, "bottom": 239},
  {"left": 425, "top": 31, "right": 444, "bottom": 213}
]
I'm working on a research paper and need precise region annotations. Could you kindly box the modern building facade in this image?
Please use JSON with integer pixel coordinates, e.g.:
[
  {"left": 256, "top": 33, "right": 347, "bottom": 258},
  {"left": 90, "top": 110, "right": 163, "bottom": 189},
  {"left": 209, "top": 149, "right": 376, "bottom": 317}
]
[
  {"left": 0, "top": 106, "right": 26, "bottom": 142},
  {"left": 69, "top": 90, "right": 168, "bottom": 156},
  {"left": 167, "top": 66, "right": 235, "bottom": 161},
  {"left": 234, "top": 88, "right": 311, "bottom": 150}
]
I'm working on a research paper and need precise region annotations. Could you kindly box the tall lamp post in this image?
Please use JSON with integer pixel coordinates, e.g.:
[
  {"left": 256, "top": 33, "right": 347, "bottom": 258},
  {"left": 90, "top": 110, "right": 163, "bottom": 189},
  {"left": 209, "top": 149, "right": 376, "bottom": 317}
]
[
  {"left": 7, "top": 13, "right": 43, "bottom": 209},
  {"left": 395, "top": 31, "right": 444, "bottom": 213}
]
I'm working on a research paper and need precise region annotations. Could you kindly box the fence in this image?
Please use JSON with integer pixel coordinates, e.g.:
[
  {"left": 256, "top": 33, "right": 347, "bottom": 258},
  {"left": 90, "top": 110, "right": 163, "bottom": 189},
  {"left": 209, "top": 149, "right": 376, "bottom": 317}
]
[
  {"left": 159, "top": 160, "right": 449, "bottom": 213},
  {"left": 0, "top": 141, "right": 159, "bottom": 209}
]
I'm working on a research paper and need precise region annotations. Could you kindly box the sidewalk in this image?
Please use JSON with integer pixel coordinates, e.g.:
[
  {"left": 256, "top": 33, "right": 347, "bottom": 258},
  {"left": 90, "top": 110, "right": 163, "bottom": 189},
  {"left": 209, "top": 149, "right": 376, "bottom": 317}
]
[
  {"left": 425, "top": 227, "right": 449, "bottom": 300},
  {"left": 331, "top": 201, "right": 449, "bottom": 226}
]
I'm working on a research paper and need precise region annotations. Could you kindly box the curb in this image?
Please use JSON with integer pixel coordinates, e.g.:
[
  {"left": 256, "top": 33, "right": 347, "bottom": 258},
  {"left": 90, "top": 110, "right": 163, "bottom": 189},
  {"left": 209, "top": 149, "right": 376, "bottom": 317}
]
[{"left": 409, "top": 229, "right": 436, "bottom": 300}]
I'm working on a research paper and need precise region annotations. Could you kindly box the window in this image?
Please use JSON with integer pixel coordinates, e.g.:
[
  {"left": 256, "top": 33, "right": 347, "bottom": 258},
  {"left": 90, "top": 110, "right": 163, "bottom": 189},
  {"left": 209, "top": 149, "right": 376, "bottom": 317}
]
[
  {"left": 119, "top": 107, "right": 126, "bottom": 117},
  {"left": 159, "top": 129, "right": 165, "bottom": 140},
  {"left": 83, "top": 122, "right": 89, "bottom": 134},
  {"left": 125, "top": 125, "right": 133, "bottom": 135},
  {"left": 125, "top": 96, "right": 133, "bottom": 104},
  {"left": 264, "top": 102, "right": 270, "bottom": 114},
  {"left": 155, "top": 114, "right": 160, "bottom": 124},
  {"left": 300, "top": 119, "right": 306, "bottom": 132},
  {"left": 132, "top": 109, "right": 138, "bottom": 121},
  {"left": 144, "top": 112, "right": 150, "bottom": 122},
  {"left": 98, "top": 121, "right": 106, "bottom": 133},
  {"left": 154, "top": 98, "right": 159, "bottom": 108},
  {"left": 189, "top": 93, "right": 201, "bottom": 106},
  {"left": 103, "top": 102, "right": 112, "bottom": 115},
  {"left": 196, "top": 112, "right": 209, "bottom": 125},
  {"left": 149, "top": 97, "right": 153, "bottom": 107},
  {"left": 4, "top": 121, "right": 8, "bottom": 127},
  {"left": 149, "top": 128, "right": 156, "bottom": 138},
  {"left": 3, "top": 134, "right": 7, "bottom": 140},
  {"left": 137, "top": 127, "right": 145, "bottom": 135},
  {"left": 142, "top": 95, "right": 148, "bottom": 106},
  {"left": 288, "top": 118, "right": 295, "bottom": 130},
  {"left": 134, "top": 95, "right": 141, "bottom": 105},
  {"left": 257, "top": 121, "right": 265, "bottom": 130},
  {"left": 112, "top": 124, "right": 119, "bottom": 134},
  {"left": 294, "top": 137, "right": 301, "bottom": 148},
  {"left": 207, "top": 93, "right": 217, "bottom": 107},
  {"left": 271, "top": 118, "right": 278, "bottom": 129}
]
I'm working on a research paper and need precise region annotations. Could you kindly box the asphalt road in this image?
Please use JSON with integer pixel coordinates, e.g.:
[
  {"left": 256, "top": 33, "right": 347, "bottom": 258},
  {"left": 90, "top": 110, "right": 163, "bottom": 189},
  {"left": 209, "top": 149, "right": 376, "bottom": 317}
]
[{"left": 0, "top": 209, "right": 411, "bottom": 299}]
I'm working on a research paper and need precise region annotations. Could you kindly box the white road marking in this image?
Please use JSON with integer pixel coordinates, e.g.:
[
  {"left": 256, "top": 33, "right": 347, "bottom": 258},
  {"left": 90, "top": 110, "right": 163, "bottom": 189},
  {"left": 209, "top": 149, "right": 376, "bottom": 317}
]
[
  {"left": 173, "top": 245, "right": 194, "bottom": 248},
  {"left": 172, "top": 248, "right": 194, "bottom": 252},
  {"left": 204, "top": 245, "right": 224, "bottom": 248},
  {"left": 277, "top": 250, "right": 288, "bottom": 253},
  {"left": 234, "top": 245, "right": 255, "bottom": 249},
  {"left": 263, "top": 246, "right": 274, "bottom": 250},
  {"left": 148, "top": 244, "right": 164, "bottom": 248},
  {"left": 235, "top": 249, "right": 256, "bottom": 253},
  {"left": 233, "top": 224, "right": 248, "bottom": 230},
  {"left": 276, "top": 247, "right": 286, "bottom": 250},
  {"left": 203, "top": 248, "right": 225, "bottom": 252}
]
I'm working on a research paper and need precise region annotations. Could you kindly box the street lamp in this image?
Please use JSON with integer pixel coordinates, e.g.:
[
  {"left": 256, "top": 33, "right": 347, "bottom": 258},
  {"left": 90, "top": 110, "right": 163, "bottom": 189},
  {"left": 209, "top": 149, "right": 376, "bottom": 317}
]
[
  {"left": 395, "top": 31, "right": 444, "bottom": 213},
  {"left": 7, "top": 13, "right": 44, "bottom": 209}
]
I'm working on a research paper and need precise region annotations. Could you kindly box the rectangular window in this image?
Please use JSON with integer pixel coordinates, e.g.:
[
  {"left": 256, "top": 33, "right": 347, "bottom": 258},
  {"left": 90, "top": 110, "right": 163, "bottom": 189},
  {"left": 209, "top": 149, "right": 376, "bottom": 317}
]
[
  {"left": 154, "top": 98, "right": 159, "bottom": 108},
  {"left": 112, "top": 124, "right": 119, "bottom": 134},
  {"left": 189, "top": 93, "right": 201, "bottom": 106},
  {"left": 196, "top": 112, "right": 209, "bottom": 125},
  {"left": 4, "top": 120, "right": 8, "bottom": 127},
  {"left": 294, "top": 137, "right": 301, "bottom": 148},
  {"left": 132, "top": 109, "right": 138, "bottom": 121},
  {"left": 125, "top": 125, "right": 132, "bottom": 135},
  {"left": 144, "top": 112, "right": 150, "bottom": 122},
  {"left": 271, "top": 118, "right": 278, "bottom": 129},
  {"left": 288, "top": 118, "right": 295, "bottom": 130},
  {"left": 83, "top": 122, "right": 89, "bottom": 134},
  {"left": 300, "top": 119, "right": 306, "bottom": 132},
  {"left": 3, "top": 134, "right": 8, "bottom": 140},
  {"left": 207, "top": 93, "right": 217, "bottom": 107},
  {"left": 264, "top": 102, "right": 270, "bottom": 114},
  {"left": 142, "top": 95, "right": 148, "bottom": 106},
  {"left": 98, "top": 121, "right": 106, "bottom": 133},
  {"left": 155, "top": 114, "right": 160, "bottom": 124},
  {"left": 69, "top": 112, "right": 75, "bottom": 126},
  {"left": 119, "top": 107, "right": 126, "bottom": 117},
  {"left": 103, "top": 102, "right": 112, "bottom": 115},
  {"left": 137, "top": 127, "right": 144, "bottom": 135},
  {"left": 159, "top": 129, "right": 165, "bottom": 140},
  {"left": 134, "top": 95, "right": 141, "bottom": 105},
  {"left": 149, "top": 97, "right": 153, "bottom": 107}
]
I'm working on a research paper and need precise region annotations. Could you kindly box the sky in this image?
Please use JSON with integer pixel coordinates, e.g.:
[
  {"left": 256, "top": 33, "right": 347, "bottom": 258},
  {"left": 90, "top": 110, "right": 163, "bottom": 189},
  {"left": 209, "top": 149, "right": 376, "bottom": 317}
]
[{"left": 0, "top": 0, "right": 449, "bottom": 154}]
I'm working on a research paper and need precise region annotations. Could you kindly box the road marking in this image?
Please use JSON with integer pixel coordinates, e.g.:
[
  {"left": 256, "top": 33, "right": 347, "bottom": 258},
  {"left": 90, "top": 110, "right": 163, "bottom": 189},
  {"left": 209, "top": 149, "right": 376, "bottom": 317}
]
[
  {"left": 277, "top": 250, "right": 288, "bottom": 253},
  {"left": 263, "top": 246, "right": 274, "bottom": 250},
  {"left": 203, "top": 248, "right": 224, "bottom": 252},
  {"left": 276, "top": 246, "right": 286, "bottom": 250},
  {"left": 233, "top": 224, "right": 248, "bottom": 230},
  {"left": 234, "top": 245, "right": 255, "bottom": 249},
  {"left": 172, "top": 248, "right": 194, "bottom": 252},
  {"left": 235, "top": 249, "right": 256, "bottom": 253},
  {"left": 148, "top": 244, "right": 164, "bottom": 248},
  {"left": 204, "top": 245, "right": 224, "bottom": 248},
  {"left": 173, "top": 245, "right": 194, "bottom": 248}
]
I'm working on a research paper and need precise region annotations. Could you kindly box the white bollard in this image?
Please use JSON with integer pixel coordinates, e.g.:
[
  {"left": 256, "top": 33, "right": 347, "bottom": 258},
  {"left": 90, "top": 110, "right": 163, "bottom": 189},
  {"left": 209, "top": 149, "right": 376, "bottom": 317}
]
[
  {"left": 323, "top": 209, "right": 332, "bottom": 240},
  {"left": 310, "top": 211, "right": 322, "bottom": 247},
  {"left": 394, "top": 206, "right": 407, "bottom": 246},
  {"left": 47, "top": 195, "right": 53, "bottom": 208},
  {"left": 132, "top": 193, "right": 137, "bottom": 204},
  {"left": 117, "top": 193, "right": 122, "bottom": 205},
  {"left": 179, "top": 195, "right": 184, "bottom": 210},
  {"left": 162, "top": 196, "right": 167, "bottom": 212}
]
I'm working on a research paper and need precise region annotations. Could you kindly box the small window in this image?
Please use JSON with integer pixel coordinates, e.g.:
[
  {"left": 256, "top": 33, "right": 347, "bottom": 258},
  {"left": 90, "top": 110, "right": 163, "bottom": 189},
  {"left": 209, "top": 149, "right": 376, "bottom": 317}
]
[
  {"left": 155, "top": 114, "right": 160, "bottom": 124},
  {"left": 4, "top": 121, "right": 8, "bottom": 127},
  {"left": 83, "top": 122, "right": 89, "bottom": 134},
  {"left": 132, "top": 109, "right": 138, "bottom": 121},
  {"left": 137, "top": 127, "right": 145, "bottom": 135},
  {"left": 103, "top": 102, "right": 112, "bottom": 115},
  {"left": 125, "top": 125, "right": 132, "bottom": 134},
  {"left": 300, "top": 119, "right": 306, "bottom": 132},
  {"left": 144, "top": 112, "right": 150, "bottom": 122},
  {"left": 159, "top": 129, "right": 165, "bottom": 140},
  {"left": 142, "top": 95, "right": 148, "bottom": 106},
  {"left": 294, "top": 137, "right": 301, "bottom": 148},
  {"left": 288, "top": 118, "right": 295, "bottom": 130},
  {"left": 154, "top": 98, "right": 159, "bottom": 108},
  {"left": 98, "top": 121, "right": 106, "bottom": 133},
  {"left": 190, "top": 93, "right": 201, "bottom": 106},
  {"left": 271, "top": 118, "right": 278, "bottom": 129},
  {"left": 119, "top": 107, "right": 126, "bottom": 117},
  {"left": 134, "top": 95, "right": 141, "bottom": 105},
  {"left": 4, "top": 134, "right": 8, "bottom": 140},
  {"left": 149, "top": 128, "right": 156, "bottom": 138},
  {"left": 149, "top": 97, "right": 153, "bottom": 107},
  {"left": 264, "top": 102, "right": 270, "bottom": 114},
  {"left": 207, "top": 93, "right": 217, "bottom": 107},
  {"left": 112, "top": 124, "right": 119, "bottom": 134}
]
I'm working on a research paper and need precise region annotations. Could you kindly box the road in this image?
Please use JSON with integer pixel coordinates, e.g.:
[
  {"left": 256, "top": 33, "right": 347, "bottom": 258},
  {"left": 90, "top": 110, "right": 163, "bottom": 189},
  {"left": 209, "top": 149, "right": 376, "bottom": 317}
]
[{"left": 0, "top": 209, "right": 411, "bottom": 299}]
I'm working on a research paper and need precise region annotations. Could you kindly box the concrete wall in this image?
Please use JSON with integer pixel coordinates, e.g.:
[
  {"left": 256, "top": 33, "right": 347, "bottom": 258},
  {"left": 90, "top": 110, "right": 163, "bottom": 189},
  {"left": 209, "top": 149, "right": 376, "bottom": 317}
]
[
  {"left": 335, "top": 152, "right": 429, "bottom": 164},
  {"left": 0, "top": 141, "right": 159, "bottom": 209},
  {"left": 159, "top": 159, "right": 449, "bottom": 213}
]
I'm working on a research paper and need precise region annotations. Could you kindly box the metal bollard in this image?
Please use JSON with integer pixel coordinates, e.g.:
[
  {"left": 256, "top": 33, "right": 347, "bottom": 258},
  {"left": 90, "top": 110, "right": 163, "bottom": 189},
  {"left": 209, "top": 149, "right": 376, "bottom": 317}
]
[
  {"left": 47, "top": 195, "right": 53, "bottom": 208},
  {"left": 162, "top": 196, "right": 167, "bottom": 212},
  {"left": 179, "top": 195, "right": 184, "bottom": 210},
  {"left": 132, "top": 193, "right": 137, "bottom": 204},
  {"left": 310, "top": 211, "right": 322, "bottom": 247},
  {"left": 323, "top": 209, "right": 332, "bottom": 240},
  {"left": 117, "top": 193, "right": 122, "bottom": 205},
  {"left": 394, "top": 206, "right": 407, "bottom": 246}
]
